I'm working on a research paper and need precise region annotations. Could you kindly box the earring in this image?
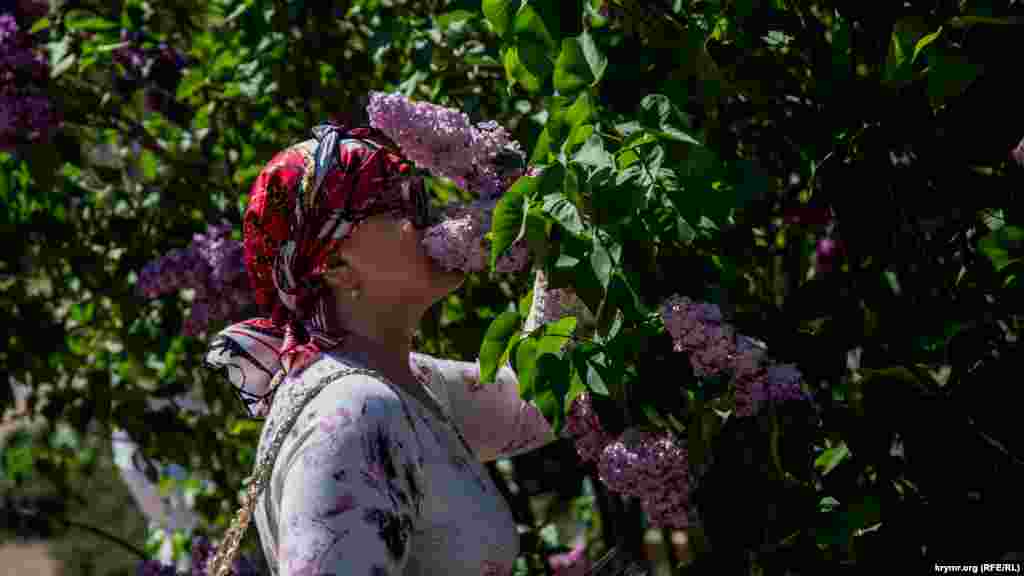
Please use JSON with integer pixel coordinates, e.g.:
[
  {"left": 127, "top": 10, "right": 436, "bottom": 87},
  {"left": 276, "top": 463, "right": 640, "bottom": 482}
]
[{"left": 350, "top": 288, "right": 361, "bottom": 301}]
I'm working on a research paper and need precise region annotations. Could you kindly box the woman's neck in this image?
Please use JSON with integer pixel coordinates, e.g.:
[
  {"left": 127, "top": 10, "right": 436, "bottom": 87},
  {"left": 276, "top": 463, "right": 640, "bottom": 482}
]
[{"left": 335, "top": 328, "right": 416, "bottom": 387}]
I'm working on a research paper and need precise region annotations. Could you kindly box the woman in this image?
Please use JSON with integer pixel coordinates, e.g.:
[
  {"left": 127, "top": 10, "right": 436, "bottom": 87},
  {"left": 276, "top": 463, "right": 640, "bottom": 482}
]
[{"left": 202, "top": 123, "right": 563, "bottom": 576}]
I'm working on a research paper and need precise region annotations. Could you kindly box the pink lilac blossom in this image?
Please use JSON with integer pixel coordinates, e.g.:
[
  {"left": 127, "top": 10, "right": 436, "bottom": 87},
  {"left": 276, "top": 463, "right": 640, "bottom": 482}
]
[
  {"left": 565, "top": 392, "right": 613, "bottom": 463},
  {"left": 596, "top": 428, "right": 690, "bottom": 529},
  {"left": 366, "top": 92, "right": 525, "bottom": 201}
]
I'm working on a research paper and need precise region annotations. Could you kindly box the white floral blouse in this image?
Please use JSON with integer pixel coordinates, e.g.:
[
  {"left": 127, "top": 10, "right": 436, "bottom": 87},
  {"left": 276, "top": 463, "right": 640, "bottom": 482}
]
[{"left": 252, "top": 350, "right": 556, "bottom": 576}]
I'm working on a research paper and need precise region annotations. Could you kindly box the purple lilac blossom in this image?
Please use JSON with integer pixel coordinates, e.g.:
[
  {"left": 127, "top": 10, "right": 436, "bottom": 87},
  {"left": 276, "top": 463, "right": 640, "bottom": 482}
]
[
  {"left": 565, "top": 392, "right": 613, "bottom": 464},
  {"left": 420, "top": 200, "right": 531, "bottom": 273},
  {"left": 765, "top": 363, "right": 809, "bottom": 403},
  {"left": 0, "top": 12, "right": 56, "bottom": 150},
  {"left": 137, "top": 221, "right": 253, "bottom": 336},
  {"left": 136, "top": 560, "right": 179, "bottom": 576},
  {"left": 660, "top": 295, "right": 736, "bottom": 377},
  {"left": 596, "top": 428, "right": 691, "bottom": 529},
  {"left": 366, "top": 91, "right": 525, "bottom": 200}
]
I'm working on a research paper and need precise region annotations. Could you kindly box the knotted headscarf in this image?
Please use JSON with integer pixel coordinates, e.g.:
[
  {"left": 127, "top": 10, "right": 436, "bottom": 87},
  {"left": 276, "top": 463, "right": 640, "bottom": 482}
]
[{"left": 203, "top": 123, "right": 431, "bottom": 418}]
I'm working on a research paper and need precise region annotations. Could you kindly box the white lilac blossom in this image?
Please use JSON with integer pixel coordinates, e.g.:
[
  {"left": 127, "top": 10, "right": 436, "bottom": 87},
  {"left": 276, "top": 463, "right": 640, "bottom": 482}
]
[
  {"left": 366, "top": 92, "right": 525, "bottom": 200},
  {"left": 596, "top": 428, "right": 691, "bottom": 529}
]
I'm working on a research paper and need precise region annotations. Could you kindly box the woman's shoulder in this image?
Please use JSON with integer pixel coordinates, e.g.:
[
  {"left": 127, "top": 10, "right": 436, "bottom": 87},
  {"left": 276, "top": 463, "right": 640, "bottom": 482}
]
[{"left": 287, "top": 352, "right": 409, "bottom": 424}]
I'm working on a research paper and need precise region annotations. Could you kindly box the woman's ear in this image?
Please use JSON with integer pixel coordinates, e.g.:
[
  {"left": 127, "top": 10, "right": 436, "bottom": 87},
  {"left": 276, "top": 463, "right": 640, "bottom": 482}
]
[{"left": 323, "top": 259, "right": 360, "bottom": 290}]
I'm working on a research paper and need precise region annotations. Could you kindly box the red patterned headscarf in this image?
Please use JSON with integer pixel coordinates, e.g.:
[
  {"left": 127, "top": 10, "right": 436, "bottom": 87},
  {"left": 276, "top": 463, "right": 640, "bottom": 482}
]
[{"left": 204, "top": 123, "right": 433, "bottom": 418}]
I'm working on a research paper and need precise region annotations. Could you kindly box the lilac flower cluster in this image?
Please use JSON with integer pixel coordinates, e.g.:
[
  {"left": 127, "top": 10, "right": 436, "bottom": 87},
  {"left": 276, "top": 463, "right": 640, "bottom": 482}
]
[
  {"left": 0, "top": 12, "right": 58, "bottom": 151},
  {"left": 366, "top": 92, "right": 525, "bottom": 201},
  {"left": 137, "top": 221, "right": 254, "bottom": 337},
  {"left": 1013, "top": 135, "right": 1024, "bottom": 168},
  {"left": 420, "top": 199, "right": 531, "bottom": 274},
  {"left": 661, "top": 295, "right": 736, "bottom": 377},
  {"left": 596, "top": 428, "right": 691, "bottom": 529},
  {"left": 109, "top": 29, "right": 191, "bottom": 124},
  {"left": 661, "top": 295, "right": 811, "bottom": 417},
  {"left": 135, "top": 536, "right": 258, "bottom": 576},
  {"left": 564, "top": 392, "right": 613, "bottom": 463}
]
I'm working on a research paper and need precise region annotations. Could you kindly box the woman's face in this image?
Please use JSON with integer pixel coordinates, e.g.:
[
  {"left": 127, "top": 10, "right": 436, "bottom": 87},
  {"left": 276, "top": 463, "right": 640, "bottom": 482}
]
[{"left": 333, "top": 213, "right": 465, "bottom": 307}]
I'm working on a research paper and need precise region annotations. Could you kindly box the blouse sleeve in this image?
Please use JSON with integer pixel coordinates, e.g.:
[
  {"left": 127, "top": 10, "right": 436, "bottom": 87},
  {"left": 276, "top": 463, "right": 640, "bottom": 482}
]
[
  {"left": 421, "top": 355, "right": 556, "bottom": 463},
  {"left": 274, "top": 381, "right": 423, "bottom": 576}
]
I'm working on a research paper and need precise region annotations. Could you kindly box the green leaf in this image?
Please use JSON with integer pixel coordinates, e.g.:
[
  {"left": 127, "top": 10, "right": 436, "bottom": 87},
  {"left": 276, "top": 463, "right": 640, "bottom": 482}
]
[
  {"left": 48, "top": 38, "right": 75, "bottom": 78},
  {"left": 814, "top": 441, "right": 851, "bottom": 476},
  {"left": 584, "top": 353, "right": 613, "bottom": 396},
  {"left": 437, "top": 9, "right": 477, "bottom": 30},
  {"left": 511, "top": 4, "right": 557, "bottom": 53},
  {"left": 514, "top": 337, "right": 540, "bottom": 400},
  {"left": 565, "top": 92, "right": 594, "bottom": 129},
  {"left": 65, "top": 16, "right": 118, "bottom": 31},
  {"left": 1, "top": 430, "right": 36, "bottom": 482},
  {"left": 533, "top": 354, "right": 572, "bottom": 434},
  {"left": 519, "top": 289, "right": 535, "bottom": 318},
  {"left": 483, "top": 0, "right": 515, "bottom": 38},
  {"left": 979, "top": 226, "right": 1024, "bottom": 271},
  {"left": 590, "top": 233, "right": 617, "bottom": 289},
  {"left": 542, "top": 193, "right": 583, "bottom": 235},
  {"left": 490, "top": 176, "right": 534, "bottom": 269},
  {"left": 503, "top": 45, "right": 544, "bottom": 94},
  {"left": 639, "top": 94, "right": 699, "bottom": 145},
  {"left": 480, "top": 311, "right": 523, "bottom": 384},
  {"left": 140, "top": 149, "right": 158, "bottom": 181},
  {"left": 572, "top": 133, "right": 614, "bottom": 176},
  {"left": 29, "top": 17, "right": 50, "bottom": 34},
  {"left": 579, "top": 30, "right": 607, "bottom": 85},
  {"left": 554, "top": 37, "right": 594, "bottom": 94},
  {"left": 538, "top": 317, "right": 577, "bottom": 356},
  {"left": 927, "top": 47, "right": 982, "bottom": 106},
  {"left": 912, "top": 27, "right": 942, "bottom": 64},
  {"left": 228, "top": 420, "right": 263, "bottom": 436}
]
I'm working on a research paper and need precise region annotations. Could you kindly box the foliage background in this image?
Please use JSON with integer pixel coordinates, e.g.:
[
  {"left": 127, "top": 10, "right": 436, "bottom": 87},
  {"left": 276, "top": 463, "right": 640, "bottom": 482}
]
[{"left": 2, "top": 0, "right": 1024, "bottom": 574}]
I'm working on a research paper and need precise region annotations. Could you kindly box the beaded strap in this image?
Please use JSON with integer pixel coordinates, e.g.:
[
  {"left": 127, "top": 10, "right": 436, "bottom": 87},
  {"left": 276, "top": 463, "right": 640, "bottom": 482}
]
[{"left": 209, "top": 365, "right": 385, "bottom": 576}]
